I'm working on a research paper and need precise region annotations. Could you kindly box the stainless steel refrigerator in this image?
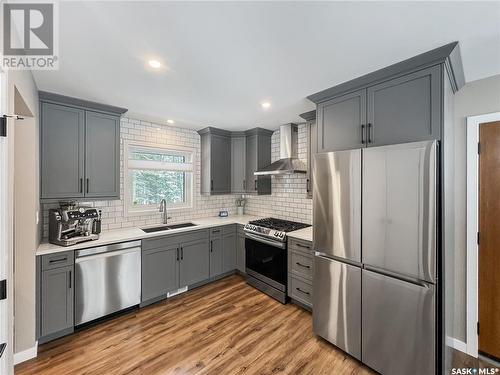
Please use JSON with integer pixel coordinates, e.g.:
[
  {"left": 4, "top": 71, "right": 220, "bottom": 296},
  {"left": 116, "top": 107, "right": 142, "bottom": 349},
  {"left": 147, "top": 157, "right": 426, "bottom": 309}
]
[{"left": 312, "top": 140, "right": 437, "bottom": 375}]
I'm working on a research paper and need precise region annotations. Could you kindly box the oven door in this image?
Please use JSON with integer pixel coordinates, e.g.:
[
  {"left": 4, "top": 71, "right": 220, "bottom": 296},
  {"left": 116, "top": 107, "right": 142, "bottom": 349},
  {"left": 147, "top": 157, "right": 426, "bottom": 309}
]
[{"left": 245, "top": 233, "right": 287, "bottom": 292}]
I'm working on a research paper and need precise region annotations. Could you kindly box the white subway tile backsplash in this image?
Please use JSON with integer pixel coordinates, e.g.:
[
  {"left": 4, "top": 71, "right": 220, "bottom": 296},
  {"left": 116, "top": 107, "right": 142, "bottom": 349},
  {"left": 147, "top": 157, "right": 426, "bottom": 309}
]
[{"left": 41, "top": 119, "right": 313, "bottom": 238}]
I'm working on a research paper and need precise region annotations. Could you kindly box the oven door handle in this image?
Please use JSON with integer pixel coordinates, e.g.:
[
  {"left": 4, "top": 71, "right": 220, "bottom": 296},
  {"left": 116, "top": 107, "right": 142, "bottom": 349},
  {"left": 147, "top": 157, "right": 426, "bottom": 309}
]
[{"left": 244, "top": 232, "right": 286, "bottom": 249}]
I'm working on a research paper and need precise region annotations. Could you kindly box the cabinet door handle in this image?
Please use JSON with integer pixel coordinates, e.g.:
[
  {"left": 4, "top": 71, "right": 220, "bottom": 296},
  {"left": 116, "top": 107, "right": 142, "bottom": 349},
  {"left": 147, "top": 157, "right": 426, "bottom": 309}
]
[
  {"left": 211, "top": 180, "right": 214, "bottom": 191},
  {"left": 296, "top": 287, "right": 310, "bottom": 295},
  {"left": 367, "top": 123, "right": 373, "bottom": 144},
  {"left": 254, "top": 179, "right": 258, "bottom": 191},
  {"left": 176, "top": 248, "right": 179, "bottom": 261},
  {"left": 79, "top": 178, "right": 83, "bottom": 193},
  {"left": 210, "top": 241, "right": 213, "bottom": 253},
  {"left": 181, "top": 247, "right": 183, "bottom": 260},
  {"left": 49, "top": 256, "right": 67, "bottom": 264},
  {"left": 361, "top": 124, "right": 366, "bottom": 144},
  {"left": 296, "top": 262, "right": 311, "bottom": 269},
  {"left": 69, "top": 270, "right": 72, "bottom": 289},
  {"left": 306, "top": 179, "right": 310, "bottom": 193},
  {"left": 243, "top": 179, "right": 246, "bottom": 190},
  {"left": 86, "top": 178, "right": 90, "bottom": 193}
]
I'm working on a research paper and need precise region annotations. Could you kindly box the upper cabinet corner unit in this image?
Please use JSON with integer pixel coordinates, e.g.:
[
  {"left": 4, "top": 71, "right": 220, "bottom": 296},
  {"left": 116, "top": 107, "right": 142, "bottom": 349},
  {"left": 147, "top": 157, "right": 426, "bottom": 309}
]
[
  {"left": 40, "top": 91, "right": 127, "bottom": 201},
  {"left": 198, "top": 126, "right": 273, "bottom": 195},
  {"left": 308, "top": 42, "right": 465, "bottom": 152}
]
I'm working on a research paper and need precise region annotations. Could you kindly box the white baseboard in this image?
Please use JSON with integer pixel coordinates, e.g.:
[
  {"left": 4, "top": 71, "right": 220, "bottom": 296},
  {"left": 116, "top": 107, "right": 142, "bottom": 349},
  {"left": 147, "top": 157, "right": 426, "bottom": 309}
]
[
  {"left": 14, "top": 342, "right": 37, "bottom": 365},
  {"left": 446, "top": 336, "right": 468, "bottom": 354}
]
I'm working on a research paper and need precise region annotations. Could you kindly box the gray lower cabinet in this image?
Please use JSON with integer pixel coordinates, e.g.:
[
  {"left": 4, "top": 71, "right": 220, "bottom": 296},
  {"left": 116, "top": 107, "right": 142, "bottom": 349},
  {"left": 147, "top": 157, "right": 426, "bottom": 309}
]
[
  {"left": 236, "top": 226, "right": 245, "bottom": 273},
  {"left": 288, "top": 238, "right": 313, "bottom": 310},
  {"left": 38, "top": 253, "right": 74, "bottom": 343},
  {"left": 179, "top": 239, "right": 210, "bottom": 286},
  {"left": 209, "top": 228, "right": 223, "bottom": 277},
  {"left": 141, "top": 230, "right": 210, "bottom": 304},
  {"left": 367, "top": 66, "right": 441, "bottom": 147},
  {"left": 222, "top": 229, "right": 236, "bottom": 274},
  {"left": 40, "top": 96, "right": 124, "bottom": 201},
  {"left": 142, "top": 245, "right": 179, "bottom": 301},
  {"left": 84, "top": 111, "right": 120, "bottom": 198},
  {"left": 198, "top": 127, "right": 232, "bottom": 195}
]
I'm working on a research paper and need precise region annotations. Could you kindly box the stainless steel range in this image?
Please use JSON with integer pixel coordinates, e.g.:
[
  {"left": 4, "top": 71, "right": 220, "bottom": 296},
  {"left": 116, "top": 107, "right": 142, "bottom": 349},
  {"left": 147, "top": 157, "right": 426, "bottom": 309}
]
[{"left": 244, "top": 218, "right": 310, "bottom": 303}]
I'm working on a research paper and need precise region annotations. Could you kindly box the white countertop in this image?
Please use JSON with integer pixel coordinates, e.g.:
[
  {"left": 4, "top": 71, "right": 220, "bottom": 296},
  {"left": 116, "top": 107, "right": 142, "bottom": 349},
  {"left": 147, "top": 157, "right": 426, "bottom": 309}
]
[
  {"left": 36, "top": 215, "right": 264, "bottom": 256},
  {"left": 287, "top": 226, "right": 313, "bottom": 242}
]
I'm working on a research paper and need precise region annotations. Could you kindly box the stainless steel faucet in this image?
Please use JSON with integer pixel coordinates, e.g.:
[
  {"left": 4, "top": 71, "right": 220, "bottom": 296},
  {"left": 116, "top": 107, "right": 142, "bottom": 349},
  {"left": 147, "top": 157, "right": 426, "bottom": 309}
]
[{"left": 159, "top": 199, "right": 171, "bottom": 224}]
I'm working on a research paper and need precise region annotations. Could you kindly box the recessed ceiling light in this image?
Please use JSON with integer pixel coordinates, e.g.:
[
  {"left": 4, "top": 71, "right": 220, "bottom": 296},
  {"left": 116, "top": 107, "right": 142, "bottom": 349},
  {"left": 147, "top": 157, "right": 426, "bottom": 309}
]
[
  {"left": 148, "top": 60, "right": 161, "bottom": 69},
  {"left": 167, "top": 119, "right": 174, "bottom": 124},
  {"left": 261, "top": 101, "right": 271, "bottom": 109}
]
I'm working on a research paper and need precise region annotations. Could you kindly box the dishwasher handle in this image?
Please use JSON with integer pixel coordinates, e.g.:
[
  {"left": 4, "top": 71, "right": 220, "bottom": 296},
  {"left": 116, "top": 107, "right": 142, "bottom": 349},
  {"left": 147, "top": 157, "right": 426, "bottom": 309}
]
[{"left": 75, "top": 247, "right": 140, "bottom": 263}]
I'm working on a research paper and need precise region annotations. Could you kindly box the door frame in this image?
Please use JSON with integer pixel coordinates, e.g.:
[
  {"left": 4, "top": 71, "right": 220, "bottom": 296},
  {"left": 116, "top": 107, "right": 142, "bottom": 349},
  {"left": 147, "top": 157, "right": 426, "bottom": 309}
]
[
  {"left": 0, "top": 69, "right": 14, "bottom": 374},
  {"left": 466, "top": 111, "right": 500, "bottom": 357}
]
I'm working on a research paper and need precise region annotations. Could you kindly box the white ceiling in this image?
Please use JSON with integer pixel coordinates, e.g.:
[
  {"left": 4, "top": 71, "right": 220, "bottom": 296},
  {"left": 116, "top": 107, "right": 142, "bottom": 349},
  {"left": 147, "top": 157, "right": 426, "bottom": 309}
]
[{"left": 32, "top": 1, "right": 500, "bottom": 131}]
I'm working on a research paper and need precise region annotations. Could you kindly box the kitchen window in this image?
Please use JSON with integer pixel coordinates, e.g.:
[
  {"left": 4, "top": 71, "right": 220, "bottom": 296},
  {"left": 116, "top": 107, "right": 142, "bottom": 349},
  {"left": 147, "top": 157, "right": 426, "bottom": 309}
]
[{"left": 124, "top": 142, "right": 194, "bottom": 215}]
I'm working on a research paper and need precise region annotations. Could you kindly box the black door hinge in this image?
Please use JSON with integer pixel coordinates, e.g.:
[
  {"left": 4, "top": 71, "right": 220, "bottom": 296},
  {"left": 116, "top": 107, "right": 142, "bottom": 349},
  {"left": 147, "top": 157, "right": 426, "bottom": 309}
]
[
  {"left": 478, "top": 142, "right": 481, "bottom": 155},
  {"left": 477, "top": 232, "right": 480, "bottom": 245},
  {"left": 0, "top": 116, "right": 6, "bottom": 137},
  {"left": 0, "top": 115, "right": 24, "bottom": 137},
  {"left": 0, "top": 279, "right": 6, "bottom": 300},
  {"left": 477, "top": 322, "right": 480, "bottom": 335}
]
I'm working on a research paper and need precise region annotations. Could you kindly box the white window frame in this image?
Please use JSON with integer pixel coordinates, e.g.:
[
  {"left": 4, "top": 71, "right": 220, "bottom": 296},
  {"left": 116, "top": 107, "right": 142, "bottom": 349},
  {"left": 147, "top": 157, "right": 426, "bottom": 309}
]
[{"left": 124, "top": 140, "right": 195, "bottom": 217}]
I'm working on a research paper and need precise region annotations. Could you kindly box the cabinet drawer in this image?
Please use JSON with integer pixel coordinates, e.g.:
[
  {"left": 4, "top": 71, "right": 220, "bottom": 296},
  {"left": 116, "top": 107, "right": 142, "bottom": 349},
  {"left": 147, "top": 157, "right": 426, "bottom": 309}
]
[
  {"left": 290, "top": 251, "right": 313, "bottom": 280},
  {"left": 210, "top": 227, "right": 223, "bottom": 238},
  {"left": 289, "top": 239, "right": 313, "bottom": 255},
  {"left": 290, "top": 277, "right": 312, "bottom": 307},
  {"left": 41, "top": 251, "right": 74, "bottom": 271},
  {"left": 222, "top": 224, "right": 236, "bottom": 235}
]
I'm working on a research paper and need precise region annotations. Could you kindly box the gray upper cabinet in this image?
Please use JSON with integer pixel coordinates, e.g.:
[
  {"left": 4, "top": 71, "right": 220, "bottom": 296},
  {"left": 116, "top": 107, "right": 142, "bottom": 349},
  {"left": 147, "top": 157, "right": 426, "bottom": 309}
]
[
  {"left": 198, "top": 127, "right": 232, "bottom": 195},
  {"left": 84, "top": 111, "right": 120, "bottom": 198},
  {"left": 41, "top": 102, "right": 85, "bottom": 199},
  {"left": 142, "top": 245, "right": 179, "bottom": 302},
  {"left": 316, "top": 89, "right": 366, "bottom": 152},
  {"left": 245, "top": 128, "right": 273, "bottom": 195},
  {"left": 179, "top": 239, "right": 210, "bottom": 286},
  {"left": 40, "top": 92, "right": 126, "bottom": 201},
  {"left": 300, "top": 110, "right": 317, "bottom": 199},
  {"left": 40, "top": 265, "right": 74, "bottom": 339},
  {"left": 231, "top": 133, "right": 247, "bottom": 193},
  {"left": 366, "top": 66, "right": 441, "bottom": 147}
]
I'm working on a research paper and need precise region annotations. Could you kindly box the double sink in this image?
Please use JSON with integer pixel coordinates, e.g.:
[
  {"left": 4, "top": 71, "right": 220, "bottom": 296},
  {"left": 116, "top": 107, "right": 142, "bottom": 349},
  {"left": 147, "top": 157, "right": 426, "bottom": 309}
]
[{"left": 141, "top": 222, "right": 198, "bottom": 233}]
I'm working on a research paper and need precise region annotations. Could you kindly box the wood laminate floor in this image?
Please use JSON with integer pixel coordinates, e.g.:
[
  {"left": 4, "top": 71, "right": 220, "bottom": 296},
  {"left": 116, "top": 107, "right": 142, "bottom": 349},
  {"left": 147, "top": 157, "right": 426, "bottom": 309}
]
[{"left": 15, "top": 275, "right": 373, "bottom": 375}]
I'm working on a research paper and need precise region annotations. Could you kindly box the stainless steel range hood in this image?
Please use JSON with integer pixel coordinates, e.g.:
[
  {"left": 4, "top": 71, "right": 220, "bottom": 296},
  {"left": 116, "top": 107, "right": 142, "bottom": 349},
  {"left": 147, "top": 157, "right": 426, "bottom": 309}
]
[{"left": 254, "top": 123, "right": 307, "bottom": 176}]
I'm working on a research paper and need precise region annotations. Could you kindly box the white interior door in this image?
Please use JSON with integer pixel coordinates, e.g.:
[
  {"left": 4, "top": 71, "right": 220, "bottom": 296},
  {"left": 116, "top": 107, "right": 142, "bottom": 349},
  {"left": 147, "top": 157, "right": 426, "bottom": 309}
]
[{"left": 0, "top": 71, "right": 13, "bottom": 374}]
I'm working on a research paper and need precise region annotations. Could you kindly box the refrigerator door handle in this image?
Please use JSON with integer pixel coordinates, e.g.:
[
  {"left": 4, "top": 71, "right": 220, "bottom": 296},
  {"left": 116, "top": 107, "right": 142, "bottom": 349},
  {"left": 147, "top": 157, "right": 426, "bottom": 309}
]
[{"left": 363, "top": 265, "right": 432, "bottom": 288}]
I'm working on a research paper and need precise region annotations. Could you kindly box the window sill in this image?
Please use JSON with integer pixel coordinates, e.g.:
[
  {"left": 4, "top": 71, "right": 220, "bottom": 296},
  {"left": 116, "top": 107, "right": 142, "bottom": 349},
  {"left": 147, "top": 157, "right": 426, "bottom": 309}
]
[{"left": 125, "top": 204, "right": 192, "bottom": 217}]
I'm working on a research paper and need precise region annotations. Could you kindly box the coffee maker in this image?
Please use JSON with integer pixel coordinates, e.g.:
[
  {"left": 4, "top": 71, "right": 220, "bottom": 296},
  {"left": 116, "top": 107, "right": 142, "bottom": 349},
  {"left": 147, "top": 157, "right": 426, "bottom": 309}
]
[{"left": 49, "top": 201, "right": 101, "bottom": 247}]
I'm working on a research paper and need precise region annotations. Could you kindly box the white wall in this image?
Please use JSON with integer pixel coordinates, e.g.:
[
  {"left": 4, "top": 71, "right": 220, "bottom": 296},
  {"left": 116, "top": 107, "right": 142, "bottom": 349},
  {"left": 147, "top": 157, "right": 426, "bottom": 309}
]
[{"left": 453, "top": 74, "right": 500, "bottom": 342}]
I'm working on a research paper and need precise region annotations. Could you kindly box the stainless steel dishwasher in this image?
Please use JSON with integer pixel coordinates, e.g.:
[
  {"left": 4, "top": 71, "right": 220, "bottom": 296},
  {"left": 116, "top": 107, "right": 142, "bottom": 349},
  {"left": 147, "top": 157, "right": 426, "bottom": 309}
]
[{"left": 75, "top": 240, "right": 141, "bottom": 325}]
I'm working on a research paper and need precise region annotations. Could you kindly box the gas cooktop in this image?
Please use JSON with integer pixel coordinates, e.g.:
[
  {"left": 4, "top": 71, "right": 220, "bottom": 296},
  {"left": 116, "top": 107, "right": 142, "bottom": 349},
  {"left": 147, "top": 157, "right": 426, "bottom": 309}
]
[{"left": 244, "top": 217, "right": 311, "bottom": 242}]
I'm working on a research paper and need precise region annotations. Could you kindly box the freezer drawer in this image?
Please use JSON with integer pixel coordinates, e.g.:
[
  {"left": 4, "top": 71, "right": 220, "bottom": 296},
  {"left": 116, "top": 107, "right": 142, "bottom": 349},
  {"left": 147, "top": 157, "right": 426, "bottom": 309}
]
[
  {"left": 313, "top": 255, "right": 361, "bottom": 360},
  {"left": 362, "top": 140, "right": 437, "bottom": 282},
  {"left": 313, "top": 150, "right": 361, "bottom": 263},
  {"left": 362, "top": 269, "right": 435, "bottom": 375}
]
